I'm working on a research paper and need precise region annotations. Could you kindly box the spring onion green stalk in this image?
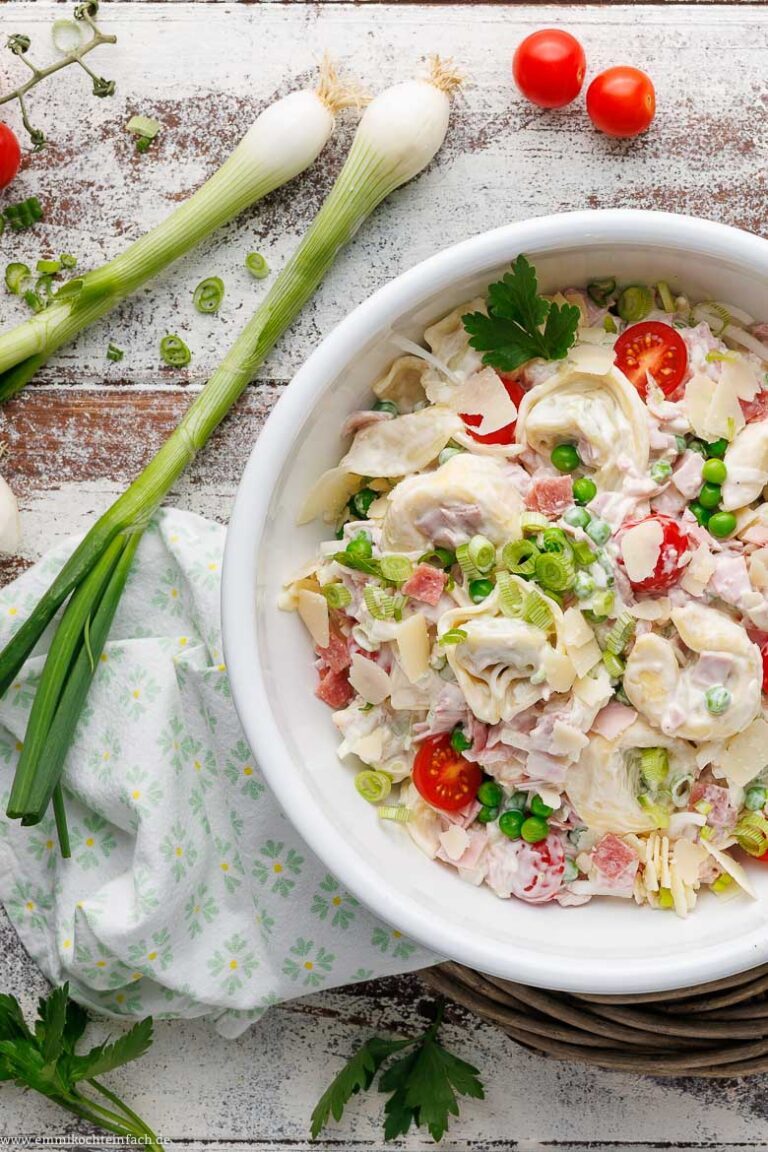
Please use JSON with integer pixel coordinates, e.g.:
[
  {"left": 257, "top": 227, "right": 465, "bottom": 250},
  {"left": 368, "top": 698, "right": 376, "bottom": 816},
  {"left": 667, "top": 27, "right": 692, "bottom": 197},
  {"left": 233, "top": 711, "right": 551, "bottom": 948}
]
[
  {"left": 502, "top": 538, "right": 539, "bottom": 576},
  {"left": 2, "top": 58, "right": 463, "bottom": 846},
  {"left": 0, "top": 59, "right": 363, "bottom": 402},
  {"left": 321, "top": 583, "right": 352, "bottom": 609}
]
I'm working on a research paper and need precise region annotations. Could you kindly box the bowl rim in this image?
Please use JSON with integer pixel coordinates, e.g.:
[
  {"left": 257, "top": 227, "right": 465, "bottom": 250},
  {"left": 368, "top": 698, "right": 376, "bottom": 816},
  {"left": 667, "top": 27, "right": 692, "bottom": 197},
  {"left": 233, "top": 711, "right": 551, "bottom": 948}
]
[{"left": 223, "top": 208, "right": 768, "bottom": 992}]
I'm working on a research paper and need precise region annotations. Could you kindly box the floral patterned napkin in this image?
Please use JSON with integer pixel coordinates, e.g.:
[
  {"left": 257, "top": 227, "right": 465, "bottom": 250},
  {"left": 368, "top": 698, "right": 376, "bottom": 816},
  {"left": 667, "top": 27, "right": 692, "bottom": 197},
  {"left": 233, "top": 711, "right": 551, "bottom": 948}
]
[{"left": 0, "top": 510, "right": 434, "bottom": 1036}]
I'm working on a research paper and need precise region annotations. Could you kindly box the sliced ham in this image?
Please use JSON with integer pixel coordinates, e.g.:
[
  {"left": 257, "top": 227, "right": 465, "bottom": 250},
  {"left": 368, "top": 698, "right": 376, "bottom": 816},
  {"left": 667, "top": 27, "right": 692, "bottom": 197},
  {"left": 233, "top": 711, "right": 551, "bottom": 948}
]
[
  {"left": 315, "top": 668, "right": 355, "bottom": 710},
  {"left": 592, "top": 702, "right": 638, "bottom": 741},
  {"left": 316, "top": 629, "right": 351, "bottom": 674},
  {"left": 525, "top": 474, "right": 573, "bottom": 517},
  {"left": 671, "top": 451, "right": 704, "bottom": 500},
  {"left": 401, "top": 563, "right": 447, "bottom": 606},
  {"left": 709, "top": 554, "right": 752, "bottom": 606},
  {"left": 690, "top": 780, "right": 737, "bottom": 829},
  {"left": 592, "top": 834, "right": 638, "bottom": 885}
]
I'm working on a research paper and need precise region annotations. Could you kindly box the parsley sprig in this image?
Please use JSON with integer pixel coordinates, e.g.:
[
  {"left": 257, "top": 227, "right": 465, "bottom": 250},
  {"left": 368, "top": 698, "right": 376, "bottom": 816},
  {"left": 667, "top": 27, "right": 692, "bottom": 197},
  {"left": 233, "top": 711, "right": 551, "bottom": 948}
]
[
  {"left": 310, "top": 1002, "right": 484, "bottom": 1142},
  {"left": 0, "top": 984, "right": 162, "bottom": 1147},
  {"left": 462, "top": 254, "right": 580, "bottom": 372}
]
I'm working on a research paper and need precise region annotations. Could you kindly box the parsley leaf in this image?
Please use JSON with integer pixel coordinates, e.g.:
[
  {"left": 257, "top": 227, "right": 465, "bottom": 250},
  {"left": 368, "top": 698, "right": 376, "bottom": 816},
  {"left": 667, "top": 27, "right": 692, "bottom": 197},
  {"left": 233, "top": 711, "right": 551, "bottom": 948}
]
[
  {"left": 311, "top": 1002, "right": 484, "bottom": 1143},
  {"left": 462, "top": 254, "right": 580, "bottom": 372},
  {"left": 0, "top": 984, "right": 162, "bottom": 1147}
]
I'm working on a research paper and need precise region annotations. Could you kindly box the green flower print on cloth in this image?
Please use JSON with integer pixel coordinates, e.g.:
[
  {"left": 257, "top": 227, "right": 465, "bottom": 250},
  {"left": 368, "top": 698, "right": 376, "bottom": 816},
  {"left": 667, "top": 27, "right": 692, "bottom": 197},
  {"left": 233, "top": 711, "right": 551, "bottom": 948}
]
[{"left": 0, "top": 510, "right": 435, "bottom": 1037}]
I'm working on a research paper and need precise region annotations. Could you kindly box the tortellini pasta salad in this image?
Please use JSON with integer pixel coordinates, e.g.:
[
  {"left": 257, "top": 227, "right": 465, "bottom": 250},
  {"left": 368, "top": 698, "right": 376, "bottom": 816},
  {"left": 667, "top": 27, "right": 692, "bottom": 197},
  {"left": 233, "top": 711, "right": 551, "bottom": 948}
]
[{"left": 283, "top": 258, "right": 768, "bottom": 917}]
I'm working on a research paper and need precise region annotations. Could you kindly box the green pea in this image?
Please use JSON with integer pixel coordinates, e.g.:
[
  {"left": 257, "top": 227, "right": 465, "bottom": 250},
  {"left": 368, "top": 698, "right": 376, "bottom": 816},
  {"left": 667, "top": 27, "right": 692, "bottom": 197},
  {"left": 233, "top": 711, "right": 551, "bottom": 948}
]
[
  {"left": 499, "top": 809, "right": 524, "bottom": 840},
  {"left": 705, "top": 685, "right": 731, "bottom": 715},
  {"left": 564, "top": 506, "right": 590, "bottom": 529},
  {"left": 698, "top": 482, "right": 722, "bottom": 510},
  {"left": 373, "top": 399, "right": 398, "bottom": 416},
  {"left": 477, "top": 780, "right": 503, "bottom": 808},
  {"left": 468, "top": 578, "right": 494, "bottom": 603},
  {"left": 450, "top": 726, "right": 472, "bottom": 754},
  {"left": 707, "top": 438, "right": 728, "bottom": 459},
  {"left": 347, "top": 532, "right": 373, "bottom": 560},
  {"left": 702, "top": 458, "right": 727, "bottom": 485},
  {"left": 586, "top": 518, "right": 611, "bottom": 546},
  {"left": 708, "top": 510, "right": 736, "bottom": 539},
  {"left": 419, "top": 547, "right": 456, "bottom": 570},
  {"left": 476, "top": 805, "right": 499, "bottom": 825},
  {"left": 551, "top": 444, "right": 581, "bottom": 474},
  {"left": 650, "top": 460, "right": 673, "bottom": 484},
  {"left": 521, "top": 816, "right": 549, "bottom": 843},
  {"left": 573, "top": 571, "right": 596, "bottom": 600},
  {"left": 689, "top": 500, "right": 711, "bottom": 527},
  {"left": 350, "top": 488, "right": 377, "bottom": 518},
  {"left": 572, "top": 476, "right": 597, "bottom": 505},
  {"left": 530, "top": 794, "right": 554, "bottom": 818},
  {"left": 745, "top": 786, "right": 768, "bottom": 812},
  {"left": 617, "top": 284, "right": 654, "bottom": 323}
]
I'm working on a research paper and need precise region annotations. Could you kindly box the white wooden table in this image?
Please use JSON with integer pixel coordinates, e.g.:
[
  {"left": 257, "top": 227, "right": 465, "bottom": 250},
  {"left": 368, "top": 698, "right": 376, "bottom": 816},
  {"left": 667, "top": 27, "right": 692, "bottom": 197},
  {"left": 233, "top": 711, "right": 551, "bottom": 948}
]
[{"left": 2, "top": 2, "right": 768, "bottom": 1146}]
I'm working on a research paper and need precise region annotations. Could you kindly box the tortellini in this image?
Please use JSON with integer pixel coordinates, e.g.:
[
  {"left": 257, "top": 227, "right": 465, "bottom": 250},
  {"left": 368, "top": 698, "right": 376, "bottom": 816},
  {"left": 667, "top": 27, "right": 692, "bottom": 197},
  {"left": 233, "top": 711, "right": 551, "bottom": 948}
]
[
  {"left": 341, "top": 405, "right": 462, "bottom": 479},
  {"left": 567, "top": 721, "right": 693, "bottom": 835},
  {"left": 721, "top": 421, "right": 768, "bottom": 511},
  {"left": 623, "top": 602, "right": 762, "bottom": 742},
  {"left": 438, "top": 586, "right": 563, "bottom": 724},
  {"left": 381, "top": 452, "right": 523, "bottom": 552},
  {"left": 372, "top": 355, "right": 428, "bottom": 414},
  {"left": 515, "top": 356, "right": 650, "bottom": 487},
  {"left": 422, "top": 298, "right": 486, "bottom": 386}
]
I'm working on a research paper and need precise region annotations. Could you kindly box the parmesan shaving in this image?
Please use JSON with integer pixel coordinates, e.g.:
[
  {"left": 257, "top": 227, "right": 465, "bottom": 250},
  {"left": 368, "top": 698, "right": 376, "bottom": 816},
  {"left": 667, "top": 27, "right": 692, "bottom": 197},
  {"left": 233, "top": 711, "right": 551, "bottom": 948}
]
[
  {"left": 562, "top": 607, "right": 595, "bottom": 649},
  {"left": 439, "top": 825, "right": 470, "bottom": 862},
  {"left": 712, "top": 717, "right": 768, "bottom": 787},
  {"left": 621, "top": 519, "right": 663, "bottom": 584},
  {"left": 442, "top": 367, "right": 518, "bottom": 435},
  {"left": 567, "top": 638, "right": 602, "bottom": 678},
  {"left": 297, "top": 589, "right": 330, "bottom": 649},
  {"left": 298, "top": 466, "right": 362, "bottom": 525},
  {"left": 348, "top": 653, "right": 392, "bottom": 705},
  {"left": 395, "top": 613, "right": 431, "bottom": 683},
  {"left": 700, "top": 840, "right": 757, "bottom": 899},
  {"left": 349, "top": 729, "right": 384, "bottom": 765},
  {"left": 540, "top": 646, "right": 577, "bottom": 693}
]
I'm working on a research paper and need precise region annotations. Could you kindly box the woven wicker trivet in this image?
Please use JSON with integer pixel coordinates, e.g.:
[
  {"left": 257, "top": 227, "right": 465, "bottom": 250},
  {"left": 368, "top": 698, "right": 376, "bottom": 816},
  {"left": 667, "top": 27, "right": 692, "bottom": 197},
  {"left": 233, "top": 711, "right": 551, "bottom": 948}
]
[{"left": 422, "top": 960, "right": 768, "bottom": 1076}]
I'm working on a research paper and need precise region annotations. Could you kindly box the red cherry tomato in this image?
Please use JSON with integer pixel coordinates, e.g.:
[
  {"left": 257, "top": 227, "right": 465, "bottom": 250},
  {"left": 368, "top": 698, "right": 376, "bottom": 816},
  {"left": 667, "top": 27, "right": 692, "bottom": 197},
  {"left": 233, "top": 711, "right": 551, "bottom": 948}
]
[
  {"left": 620, "top": 515, "right": 691, "bottom": 594},
  {"left": 462, "top": 372, "right": 526, "bottom": 446},
  {"left": 501, "top": 834, "right": 566, "bottom": 904},
  {"left": 614, "top": 321, "right": 688, "bottom": 398},
  {"left": 0, "top": 123, "right": 21, "bottom": 190},
  {"left": 586, "top": 66, "right": 656, "bottom": 138},
  {"left": 412, "top": 733, "right": 483, "bottom": 812},
  {"left": 512, "top": 29, "right": 586, "bottom": 110}
]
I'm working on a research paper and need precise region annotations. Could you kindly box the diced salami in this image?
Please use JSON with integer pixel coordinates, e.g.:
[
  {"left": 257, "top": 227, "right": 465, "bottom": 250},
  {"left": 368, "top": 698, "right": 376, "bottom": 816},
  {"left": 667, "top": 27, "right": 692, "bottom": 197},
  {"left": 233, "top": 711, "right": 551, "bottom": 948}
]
[
  {"left": 525, "top": 474, "right": 573, "bottom": 517},
  {"left": 742, "top": 390, "right": 768, "bottom": 424},
  {"left": 592, "top": 833, "right": 638, "bottom": 883},
  {"left": 316, "top": 629, "right": 351, "bottom": 674},
  {"left": 315, "top": 668, "right": 355, "bottom": 710},
  {"left": 401, "top": 563, "right": 448, "bottom": 606}
]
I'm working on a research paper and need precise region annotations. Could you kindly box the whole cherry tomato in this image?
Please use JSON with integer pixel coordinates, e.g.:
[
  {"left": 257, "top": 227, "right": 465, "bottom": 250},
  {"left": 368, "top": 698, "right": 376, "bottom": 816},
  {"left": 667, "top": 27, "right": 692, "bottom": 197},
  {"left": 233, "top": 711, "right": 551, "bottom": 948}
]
[
  {"left": 586, "top": 66, "right": 656, "bottom": 138},
  {"left": 0, "top": 123, "right": 21, "bottom": 190},
  {"left": 620, "top": 514, "right": 691, "bottom": 594},
  {"left": 614, "top": 320, "right": 688, "bottom": 398},
  {"left": 512, "top": 30, "right": 587, "bottom": 109},
  {"left": 412, "top": 733, "right": 483, "bottom": 812},
  {"left": 462, "top": 372, "right": 526, "bottom": 446}
]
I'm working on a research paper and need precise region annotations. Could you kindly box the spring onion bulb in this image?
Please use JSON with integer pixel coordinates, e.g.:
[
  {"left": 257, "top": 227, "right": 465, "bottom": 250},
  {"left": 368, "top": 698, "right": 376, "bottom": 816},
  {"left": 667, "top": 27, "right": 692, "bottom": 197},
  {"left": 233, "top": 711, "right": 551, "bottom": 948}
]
[
  {"left": 1, "top": 58, "right": 463, "bottom": 849},
  {"left": 0, "top": 57, "right": 364, "bottom": 402}
]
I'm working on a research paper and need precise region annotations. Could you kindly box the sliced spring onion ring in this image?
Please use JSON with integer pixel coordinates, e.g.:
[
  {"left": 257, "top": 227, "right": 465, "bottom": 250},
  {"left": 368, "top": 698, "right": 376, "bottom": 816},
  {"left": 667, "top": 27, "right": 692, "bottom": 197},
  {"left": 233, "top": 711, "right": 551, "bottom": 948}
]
[
  {"left": 379, "top": 555, "right": 414, "bottom": 584},
  {"left": 455, "top": 542, "right": 482, "bottom": 581},
  {"left": 639, "top": 747, "right": 669, "bottom": 789},
  {"left": 193, "top": 276, "right": 225, "bottom": 315},
  {"left": 656, "top": 281, "right": 675, "bottom": 313},
  {"left": 363, "top": 584, "right": 396, "bottom": 620},
  {"left": 534, "top": 551, "right": 575, "bottom": 592},
  {"left": 4, "top": 262, "right": 31, "bottom": 295},
  {"left": 159, "top": 334, "right": 191, "bottom": 367},
  {"left": 467, "top": 534, "right": 495, "bottom": 573},
  {"left": 604, "top": 612, "right": 636, "bottom": 656},
  {"left": 497, "top": 572, "right": 525, "bottom": 618},
  {"left": 440, "top": 628, "right": 467, "bottom": 645},
  {"left": 321, "top": 583, "right": 352, "bottom": 609},
  {"left": 245, "top": 252, "right": 270, "bottom": 280},
  {"left": 126, "top": 115, "right": 161, "bottom": 141},
  {"left": 355, "top": 769, "right": 392, "bottom": 804},
  {"left": 521, "top": 512, "right": 548, "bottom": 534},
  {"left": 523, "top": 589, "right": 554, "bottom": 632},
  {"left": 734, "top": 813, "right": 768, "bottom": 857},
  {"left": 377, "top": 805, "right": 411, "bottom": 823},
  {"left": 502, "top": 538, "right": 539, "bottom": 576}
]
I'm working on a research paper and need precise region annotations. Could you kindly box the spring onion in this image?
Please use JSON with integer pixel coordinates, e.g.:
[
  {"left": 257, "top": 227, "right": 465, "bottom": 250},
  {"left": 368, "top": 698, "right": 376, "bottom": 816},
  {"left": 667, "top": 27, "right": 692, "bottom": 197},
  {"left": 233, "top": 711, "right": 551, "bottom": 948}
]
[
  {"left": 502, "top": 538, "right": 539, "bottom": 576},
  {"left": 354, "top": 769, "right": 392, "bottom": 804},
  {"left": 455, "top": 542, "right": 482, "bottom": 580},
  {"left": 3, "top": 197, "right": 44, "bottom": 232},
  {"left": 440, "top": 628, "right": 468, "bottom": 645},
  {"left": 379, "top": 555, "right": 413, "bottom": 584},
  {"left": 734, "top": 812, "right": 768, "bottom": 857},
  {"left": 589, "top": 589, "right": 615, "bottom": 619},
  {"left": 373, "top": 399, "right": 399, "bottom": 417},
  {"left": 0, "top": 60, "right": 363, "bottom": 402},
  {"left": 36, "top": 258, "right": 62, "bottom": 275},
  {"left": 704, "top": 685, "right": 731, "bottom": 715},
  {"left": 438, "top": 446, "right": 463, "bottom": 465},
  {"left": 106, "top": 342, "right": 124, "bottom": 363},
  {"left": 671, "top": 774, "right": 693, "bottom": 808},
  {"left": 521, "top": 511, "right": 548, "bottom": 534},
  {"left": 193, "top": 276, "right": 225, "bottom": 315},
  {"left": 245, "top": 252, "right": 270, "bottom": 280},
  {"left": 5, "top": 263, "right": 31, "bottom": 295},
  {"left": 377, "top": 805, "right": 411, "bottom": 824},
  {"left": 159, "top": 334, "right": 191, "bottom": 367},
  {"left": 419, "top": 547, "right": 455, "bottom": 570},
  {"left": 617, "top": 285, "right": 653, "bottom": 323},
  {"left": 563, "top": 506, "right": 590, "bottom": 529},
  {"left": 496, "top": 572, "right": 524, "bottom": 618},
  {"left": 656, "top": 281, "right": 675, "bottom": 313},
  {"left": 534, "top": 551, "right": 574, "bottom": 592},
  {"left": 60, "top": 253, "right": 78, "bottom": 270},
  {"left": 523, "top": 588, "right": 553, "bottom": 632},
  {"left": 363, "top": 585, "right": 396, "bottom": 620},
  {"left": 571, "top": 539, "right": 597, "bottom": 567},
  {"left": 745, "top": 785, "right": 768, "bottom": 812},
  {"left": 321, "top": 583, "right": 352, "bottom": 609},
  {"left": 467, "top": 534, "right": 495, "bottom": 573},
  {"left": 639, "top": 747, "right": 669, "bottom": 789},
  {"left": 604, "top": 613, "right": 636, "bottom": 656},
  {"left": 587, "top": 277, "right": 616, "bottom": 306},
  {"left": 1, "top": 59, "right": 462, "bottom": 847},
  {"left": 126, "top": 115, "right": 161, "bottom": 141},
  {"left": 602, "top": 651, "right": 625, "bottom": 679}
]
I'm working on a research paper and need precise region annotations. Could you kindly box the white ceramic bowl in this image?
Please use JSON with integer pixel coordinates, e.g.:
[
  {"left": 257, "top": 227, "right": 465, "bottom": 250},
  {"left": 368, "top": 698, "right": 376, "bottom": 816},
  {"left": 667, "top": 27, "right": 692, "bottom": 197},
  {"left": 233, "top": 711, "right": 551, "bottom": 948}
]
[{"left": 223, "top": 209, "right": 768, "bottom": 993}]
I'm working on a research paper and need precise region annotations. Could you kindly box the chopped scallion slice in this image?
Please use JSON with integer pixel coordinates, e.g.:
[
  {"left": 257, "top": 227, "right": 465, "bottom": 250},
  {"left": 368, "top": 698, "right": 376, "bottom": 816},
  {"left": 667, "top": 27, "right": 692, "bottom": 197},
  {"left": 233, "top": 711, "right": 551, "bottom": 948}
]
[
  {"left": 571, "top": 539, "right": 597, "bottom": 567},
  {"left": 245, "top": 252, "right": 270, "bottom": 280},
  {"left": 106, "top": 342, "right": 124, "bottom": 363},
  {"left": 159, "top": 334, "right": 191, "bottom": 367},
  {"left": 36, "top": 258, "right": 62, "bottom": 275},
  {"left": 467, "top": 534, "right": 495, "bottom": 573},
  {"left": 604, "top": 612, "right": 636, "bottom": 656},
  {"left": 192, "top": 276, "right": 225, "bottom": 315},
  {"left": 321, "top": 583, "right": 352, "bottom": 609},
  {"left": 5, "top": 262, "right": 31, "bottom": 295},
  {"left": 656, "top": 281, "right": 675, "bottom": 313},
  {"left": 502, "top": 538, "right": 539, "bottom": 576},
  {"left": 496, "top": 572, "right": 524, "bottom": 618},
  {"left": 440, "top": 628, "right": 467, "bottom": 646},
  {"left": 587, "top": 277, "right": 616, "bottom": 307},
  {"left": 59, "top": 253, "right": 78, "bottom": 270},
  {"left": 521, "top": 511, "right": 548, "bottom": 534},
  {"left": 523, "top": 589, "right": 553, "bottom": 632},
  {"left": 379, "top": 555, "right": 413, "bottom": 584},
  {"left": 377, "top": 805, "right": 411, "bottom": 823},
  {"left": 637, "top": 794, "right": 670, "bottom": 829},
  {"left": 126, "top": 114, "right": 162, "bottom": 141},
  {"left": 355, "top": 769, "right": 392, "bottom": 804},
  {"left": 363, "top": 584, "right": 396, "bottom": 620},
  {"left": 639, "top": 747, "right": 669, "bottom": 789},
  {"left": 3, "top": 196, "right": 44, "bottom": 231},
  {"left": 534, "top": 550, "right": 575, "bottom": 592},
  {"left": 455, "top": 542, "right": 482, "bottom": 581},
  {"left": 734, "top": 813, "right": 768, "bottom": 857},
  {"left": 602, "top": 650, "right": 625, "bottom": 679}
]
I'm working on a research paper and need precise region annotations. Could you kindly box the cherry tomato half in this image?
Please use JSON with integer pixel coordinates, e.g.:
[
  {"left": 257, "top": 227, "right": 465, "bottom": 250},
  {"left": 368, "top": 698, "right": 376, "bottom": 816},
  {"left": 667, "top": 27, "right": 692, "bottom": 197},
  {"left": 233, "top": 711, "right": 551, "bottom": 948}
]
[
  {"left": 620, "top": 515, "right": 691, "bottom": 594},
  {"left": 462, "top": 372, "right": 526, "bottom": 446},
  {"left": 412, "top": 733, "right": 483, "bottom": 812},
  {"left": 586, "top": 66, "right": 656, "bottom": 138},
  {"left": 614, "top": 321, "right": 688, "bottom": 398},
  {"left": 512, "top": 29, "right": 586, "bottom": 110},
  {"left": 0, "top": 123, "right": 21, "bottom": 190}
]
